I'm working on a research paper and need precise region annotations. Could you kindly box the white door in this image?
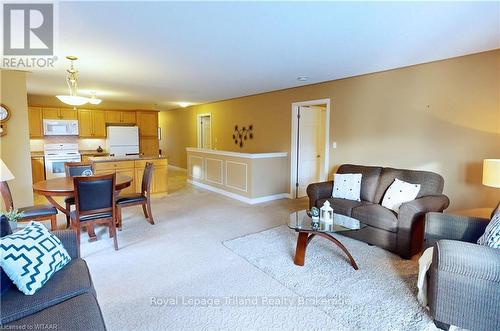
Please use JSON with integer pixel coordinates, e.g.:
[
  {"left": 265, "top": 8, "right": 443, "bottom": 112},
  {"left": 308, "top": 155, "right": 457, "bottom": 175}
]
[
  {"left": 199, "top": 115, "right": 211, "bottom": 149},
  {"left": 296, "top": 106, "right": 326, "bottom": 197}
]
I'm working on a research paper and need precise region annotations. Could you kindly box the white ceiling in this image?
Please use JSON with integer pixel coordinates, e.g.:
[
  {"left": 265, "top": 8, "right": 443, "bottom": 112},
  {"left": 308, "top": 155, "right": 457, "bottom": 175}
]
[{"left": 26, "top": 1, "right": 499, "bottom": 110}]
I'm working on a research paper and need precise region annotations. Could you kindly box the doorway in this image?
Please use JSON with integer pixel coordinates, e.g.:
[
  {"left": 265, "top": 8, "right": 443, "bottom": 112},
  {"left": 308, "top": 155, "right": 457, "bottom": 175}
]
[
  {"left": 197, "top": 114, "right": 212, "bottom": 149},
  {"left": 290, "top": 99, "right": 330, "bottom": 198}
]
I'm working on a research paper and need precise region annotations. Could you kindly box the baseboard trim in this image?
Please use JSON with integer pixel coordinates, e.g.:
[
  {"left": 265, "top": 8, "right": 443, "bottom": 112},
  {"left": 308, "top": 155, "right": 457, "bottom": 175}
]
[
  {"left": 168, "top": 165, "right": 187, "bottom": 172},
  {"left": 187, "top": 179, "right": 288, "bottom": 204}
]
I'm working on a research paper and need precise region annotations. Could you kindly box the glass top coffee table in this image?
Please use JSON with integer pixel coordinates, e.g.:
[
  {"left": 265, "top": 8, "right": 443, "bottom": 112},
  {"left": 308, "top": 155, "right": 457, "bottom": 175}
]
[{"left": 288, "top": 210, "right": 366, "bottom": 270}]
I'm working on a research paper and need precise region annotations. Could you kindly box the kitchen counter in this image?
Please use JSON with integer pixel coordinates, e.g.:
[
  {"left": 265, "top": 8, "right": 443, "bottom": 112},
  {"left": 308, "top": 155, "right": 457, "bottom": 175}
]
[
  {"left": 89, "top": 155, "right": 167, "bottom": 162},
  {"left": 80, "top": 150, "right": 109, "bottom": 156}
]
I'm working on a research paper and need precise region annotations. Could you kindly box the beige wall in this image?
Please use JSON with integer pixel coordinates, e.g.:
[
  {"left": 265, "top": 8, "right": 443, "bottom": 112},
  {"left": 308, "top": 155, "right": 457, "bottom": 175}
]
[
  {"left": 0, "top": 70, "right": 34, "bottom": 208},
  {"left": 161, "top": 50, "right": 500, "bottom": 210}
]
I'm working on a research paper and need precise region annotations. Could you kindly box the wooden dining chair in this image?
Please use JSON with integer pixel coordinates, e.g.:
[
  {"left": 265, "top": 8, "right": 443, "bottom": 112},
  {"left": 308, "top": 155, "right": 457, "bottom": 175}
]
[
  {"left": 115, "top": 162, "right": 154, "bottom": 229},
  {"left": 0, "top": 181, "right": 58, "bottom": 230},
  {"left": 64, "top": 162, "right": 94, "bottom": 228},
  {"left": 71, "top": 173, "right": 118, "bottom": 253}
]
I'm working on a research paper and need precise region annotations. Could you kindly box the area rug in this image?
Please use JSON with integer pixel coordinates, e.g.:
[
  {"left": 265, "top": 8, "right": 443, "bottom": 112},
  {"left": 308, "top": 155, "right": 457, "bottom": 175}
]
[{"left": 223, "top": 225, "right": 437, "bottom": 331}]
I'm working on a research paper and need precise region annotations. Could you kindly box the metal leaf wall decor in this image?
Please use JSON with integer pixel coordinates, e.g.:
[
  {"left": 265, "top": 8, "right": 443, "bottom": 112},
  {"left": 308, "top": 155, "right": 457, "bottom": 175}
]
[{"left": 233, "top": 124, "right": 254, "bottom": 148}]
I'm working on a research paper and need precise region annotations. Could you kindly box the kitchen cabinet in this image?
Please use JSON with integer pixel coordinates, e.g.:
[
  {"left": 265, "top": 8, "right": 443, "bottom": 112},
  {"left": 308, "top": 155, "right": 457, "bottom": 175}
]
[
  {"left": 94, "top": 160, "right": 136, "bottom": 195},
  {"left": 140, "top": 137, "right": 159, "bottom": 156},
  {"left": 78, "top": 109, "right": 106, "bottom": 138},
  {"left": 92, "top": 158, "right": 167, "bottom": 195},
  {"left": 42, "top": 108, "right": 77, "bottom": 120},
  {"left": 31, "top": 156, "right": 45, "bottom": 184},
  {"left": 28, "top": 107, "right": 43, "bottom": 138},
  {"left": 136, "top": 111, "right": 158, "bottom": 137},
  {"left": 105, "top": 110, "right": 136, "bottom": 124},
  {"left": 134, "top": 159, "right": 168, "bottom": 194}
]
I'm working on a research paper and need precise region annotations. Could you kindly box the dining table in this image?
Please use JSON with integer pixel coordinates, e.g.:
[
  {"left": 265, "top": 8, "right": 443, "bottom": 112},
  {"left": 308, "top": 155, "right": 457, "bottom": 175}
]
[{"left": 33, "top": 174, "right": 133, "bottom": 241}]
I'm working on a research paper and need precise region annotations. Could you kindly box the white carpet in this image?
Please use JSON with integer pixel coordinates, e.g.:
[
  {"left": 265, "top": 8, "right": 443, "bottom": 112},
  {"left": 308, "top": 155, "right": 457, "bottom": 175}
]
[
  {"left": 79, "top": 186, "right": 347, "bottom": 331},
  {"left": 223, "top": 225, "right": 438, "bottom": 331}
]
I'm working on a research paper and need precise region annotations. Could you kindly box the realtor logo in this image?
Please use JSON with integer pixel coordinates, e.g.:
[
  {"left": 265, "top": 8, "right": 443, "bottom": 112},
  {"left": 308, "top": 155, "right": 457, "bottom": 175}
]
[{"left": 3, "top": 3, "right": 54, "bottom": 55}]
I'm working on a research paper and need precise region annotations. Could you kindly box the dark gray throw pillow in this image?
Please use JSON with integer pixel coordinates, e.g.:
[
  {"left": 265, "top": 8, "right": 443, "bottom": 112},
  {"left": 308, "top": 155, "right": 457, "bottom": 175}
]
[{"left": 0, "top": 215, "right": 13, "bottom": 295}]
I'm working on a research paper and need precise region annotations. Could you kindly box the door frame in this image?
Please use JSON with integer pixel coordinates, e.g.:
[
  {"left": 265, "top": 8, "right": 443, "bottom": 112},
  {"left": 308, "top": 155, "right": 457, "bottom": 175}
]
[
  {"left": 290, "top": 98, "right": 330, "bottom": 199},
  {"left": 197, "top": 113, "right": 212, "bottom": 149}
]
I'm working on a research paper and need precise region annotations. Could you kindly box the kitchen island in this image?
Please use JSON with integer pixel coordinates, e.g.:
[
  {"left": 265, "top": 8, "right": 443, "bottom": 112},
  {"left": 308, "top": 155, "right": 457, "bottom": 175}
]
[
  {"left": 89, "top": 155, "right": 168, "bottom": 195},
  {"left": 186, "top": 148, "right": 288, "bottom": 204}
]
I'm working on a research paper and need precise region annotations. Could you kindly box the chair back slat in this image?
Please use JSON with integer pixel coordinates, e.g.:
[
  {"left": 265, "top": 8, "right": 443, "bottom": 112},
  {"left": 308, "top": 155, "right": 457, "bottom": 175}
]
[
  {"left": 65, "top": 162, "right": 94, "bottom": 177},
  {"left": 73, "top": 174, "right": 115, "bottom": 214},
  {"left": 141, "top": 162, "right": 154, "bottom": 196}
]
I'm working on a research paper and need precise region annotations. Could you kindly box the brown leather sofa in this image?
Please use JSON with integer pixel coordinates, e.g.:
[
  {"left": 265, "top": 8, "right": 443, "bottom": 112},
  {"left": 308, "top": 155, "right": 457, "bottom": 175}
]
[{"left": 307, "top": 164, "right": 450, "bottom": 258}]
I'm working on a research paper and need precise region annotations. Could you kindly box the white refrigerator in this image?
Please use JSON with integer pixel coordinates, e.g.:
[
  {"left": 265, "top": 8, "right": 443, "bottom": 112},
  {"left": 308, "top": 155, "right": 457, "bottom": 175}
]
[{"left": 106, "top": 126, "right": 140, "bottom": 156}]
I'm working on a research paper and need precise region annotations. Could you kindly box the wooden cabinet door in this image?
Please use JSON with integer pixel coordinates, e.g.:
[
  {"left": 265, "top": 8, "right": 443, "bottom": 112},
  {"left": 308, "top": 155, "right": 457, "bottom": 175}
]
[
  {"left": 140, "top": 137, "right": 159, "bottom": 156},
  {"left": 42, "top": 108, "right": 60, "bottom": 119},
  {"left": 116, "top": 168, "right": 135, "bottom": 194},
  {"left": 28, "top": 107, "right": 43, "bottom": 138},
  {"left": 137, "top": 111, "right": 158, "bottom": 137},
  {"left": 92, "top": 110, "right": 106, "bottom": 137},
  {"left": 105, "top": 111, "right": 121, "bottom": 123},
  {"left": 121, "top": 111, "right": 136, "bottom": 124},
  {"left": 78, "top": 110, "right": 94, "bottom": 137},
  {"left": 154, "top": 166, "right": 168, "bottom": 193},
  {"left": 59, "top": 108, "right": 77, "bottom": 120},
  {"left": 31, "top": 157, "right": 45, "bottom": 184}
]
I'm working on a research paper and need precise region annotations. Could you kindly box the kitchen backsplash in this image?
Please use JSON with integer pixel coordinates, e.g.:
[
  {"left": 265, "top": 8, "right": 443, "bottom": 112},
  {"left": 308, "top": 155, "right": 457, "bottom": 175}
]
[{"left": 30, "top": 137, "right": 106, "bottom": 152}]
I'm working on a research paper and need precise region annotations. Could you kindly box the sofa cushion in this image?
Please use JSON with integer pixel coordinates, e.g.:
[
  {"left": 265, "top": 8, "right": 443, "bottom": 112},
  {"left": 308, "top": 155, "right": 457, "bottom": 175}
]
[
  {"left": 0, "top": 216, "right": 13, "bottom": 295},
  {"left": 373, "top": 167, "right": 444, "bottom": 204},
  {"left": 332, "top": 173, "right": 362, "bottom": 201},
  {"left": 0, "top": 258, "right": 95, "bottom": 324},
  {"left": 337, "top": 164, "right": 382, "bottom": 203},
  {"left": 5, "top": 292, "right": 106, "bottom": 331},
  {"left": 317, "top": 198, "right": 370, "bottom": 217},
  {"left": 351, "top": 204, "right": 398, "bottom": 232}
]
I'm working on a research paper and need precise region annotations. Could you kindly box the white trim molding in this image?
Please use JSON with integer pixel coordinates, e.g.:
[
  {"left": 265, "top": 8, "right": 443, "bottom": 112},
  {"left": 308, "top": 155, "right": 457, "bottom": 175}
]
[
  {"left": 188, "top": 179, "right": 288, "bottom": 205},
  {"left": 225, "top": 160, "right": 248, "bottom": 192},
  {"left": 204, "top": 158, "right": 224, "bottom": 185},
  {"left": 188, "top": 155, "right": 204, "bottom": 179},
  {"left": 186, "top": 147, "right": 287, "bottom": 159},
  {"left": 290, "top": 98, "right": 331, "bottom": 199}
]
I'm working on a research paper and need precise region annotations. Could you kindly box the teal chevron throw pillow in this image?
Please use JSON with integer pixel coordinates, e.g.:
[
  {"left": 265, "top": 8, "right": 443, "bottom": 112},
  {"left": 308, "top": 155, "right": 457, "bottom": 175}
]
[{"left": 0, "top": 222, "right": 71, "bottom": 295}]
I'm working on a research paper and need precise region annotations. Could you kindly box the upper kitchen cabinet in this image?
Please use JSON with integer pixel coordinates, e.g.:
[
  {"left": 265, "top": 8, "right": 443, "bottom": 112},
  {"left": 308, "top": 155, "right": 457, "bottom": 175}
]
[
  {"left": 28, "top": 107, "right": 43, "bottom": 138},
  {"left": 42, "top": 108, "right": 77, "bottom": 120},
  {"left": 105, "top": 110, "right": 136, "bottom": 124},
  {"left": 136, "top": 111, "right": 158, "bottom": 137},
  {"left": 78, "top": 109, "right": 106, "bottom": 138},
  {"left": 59, "top": 108, "right": 78, "bottom": 120}
]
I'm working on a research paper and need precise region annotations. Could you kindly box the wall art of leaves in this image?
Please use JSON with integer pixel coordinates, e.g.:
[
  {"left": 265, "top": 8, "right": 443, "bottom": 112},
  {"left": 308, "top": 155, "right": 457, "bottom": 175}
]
[{"left": 233, "top": 124, "right": 254, "bottom": 148}]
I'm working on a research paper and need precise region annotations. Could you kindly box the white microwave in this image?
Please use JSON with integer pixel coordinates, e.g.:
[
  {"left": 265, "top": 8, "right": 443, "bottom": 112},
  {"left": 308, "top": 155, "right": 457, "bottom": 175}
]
[{"left": 43, "top": 120, "right": 79, "bottom": 136}]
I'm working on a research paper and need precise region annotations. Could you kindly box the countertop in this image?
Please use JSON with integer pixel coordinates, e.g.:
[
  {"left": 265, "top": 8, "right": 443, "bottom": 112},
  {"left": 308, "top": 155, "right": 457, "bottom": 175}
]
[
  {"left": 89, "top": 155, "right": 167, "bottom": 162},
  {"left": 186, "top": 147, "right": 288, "bottom": 159}
]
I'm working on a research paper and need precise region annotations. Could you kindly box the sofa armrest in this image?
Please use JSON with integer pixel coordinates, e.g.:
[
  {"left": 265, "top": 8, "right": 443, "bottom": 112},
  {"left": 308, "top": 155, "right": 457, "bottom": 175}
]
[
  {"left": 396, "top": 195, "right": 450, "bottom": 258},
  {"left": 433, "top": 240, "right": 500, "bottom": 281},
  {"left": 53, "top": 230, "right": 79, "bottom": 259},
  {"left": 425, "top": 212, "right": 489, "bottom": 248},
  {"left": 306, "top": 181, "right": 333, "bottom": 209},
  {"left": 428, "top": 240, "right": 500, "bottom": 330}
]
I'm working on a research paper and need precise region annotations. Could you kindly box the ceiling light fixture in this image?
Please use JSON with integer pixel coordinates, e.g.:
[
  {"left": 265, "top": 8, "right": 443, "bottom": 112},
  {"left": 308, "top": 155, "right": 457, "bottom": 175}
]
[
  {"left": 56, "top": 56, "right": 102, "bottom": 107},
  {"left": 88, "top": 91, "right": 102, "bottom": 105},
  {"left": 178, "top": 102, "right": 190, "bottom": 108},
  {"left": 297, "top": 76, "right": 309, "bottom": 82}
]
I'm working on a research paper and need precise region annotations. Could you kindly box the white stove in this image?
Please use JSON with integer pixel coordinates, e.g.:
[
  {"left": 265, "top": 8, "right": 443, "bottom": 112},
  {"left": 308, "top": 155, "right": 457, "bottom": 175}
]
[{"left": 44, "top": 143, "right": 81, "bottom": 179}]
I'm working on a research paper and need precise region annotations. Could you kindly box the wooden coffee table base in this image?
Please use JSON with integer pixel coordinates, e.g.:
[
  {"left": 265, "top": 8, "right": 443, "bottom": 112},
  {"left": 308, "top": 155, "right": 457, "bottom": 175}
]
[{"left": 293, "top": 231, "right": 359, "bottom": 270}]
